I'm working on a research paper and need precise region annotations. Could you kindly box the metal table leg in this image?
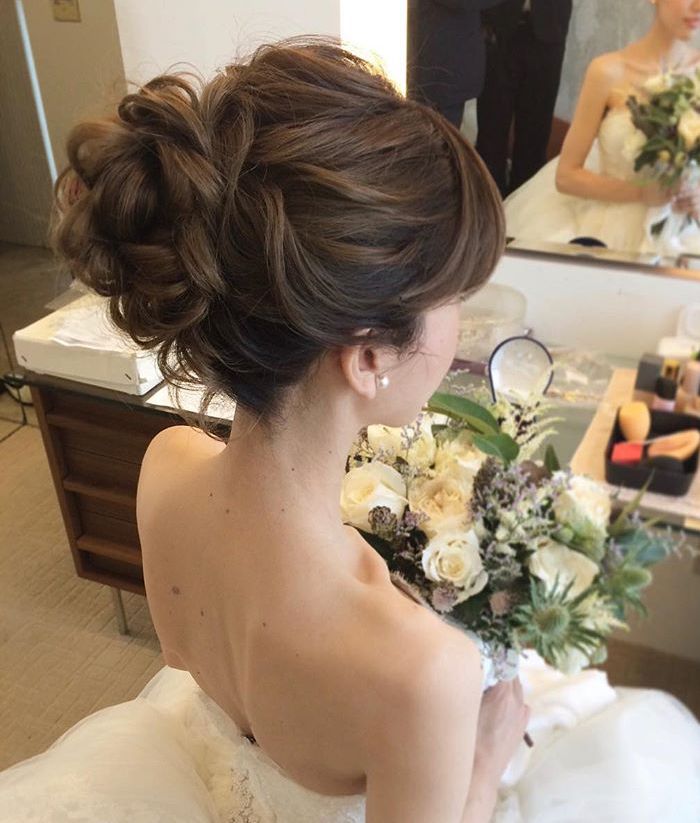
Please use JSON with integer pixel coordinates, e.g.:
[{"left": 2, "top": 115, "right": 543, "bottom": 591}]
[{"left": 111, "top": 587, "right": 129, "bottom": 635}]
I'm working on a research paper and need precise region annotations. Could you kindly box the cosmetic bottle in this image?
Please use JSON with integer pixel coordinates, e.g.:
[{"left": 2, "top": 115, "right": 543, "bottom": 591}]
[
  {"left": 676, "top": 354, "right": 700, "bottom": 413},
  {"left": 652, "top": 376, "right": 677, "bottom": 412},
  {"left": 662, "top": 358, "right": 681, "bottom": 383},
  {"left": 683, "top": 354, "right": 700, "bottom": 394}
]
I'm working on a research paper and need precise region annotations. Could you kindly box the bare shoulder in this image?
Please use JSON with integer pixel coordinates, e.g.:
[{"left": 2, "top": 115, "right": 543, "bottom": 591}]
[
  {"left": 143, "top": 424, "right": 219, "bottom": 465},
  {"left": 141, "top": 425, "right": 222, "bottom": 480},
  {"left": 356, "top": 597, "right": 484, "bottom": 822},
  {"left": 351, "top": 589, "right": 482, "bottom": 746},
  {"left": 585, "top": 52, "right": 625, "bottom": 89},
  {"left": 137, "top": 425, "right": 222, "bottom": 519}
]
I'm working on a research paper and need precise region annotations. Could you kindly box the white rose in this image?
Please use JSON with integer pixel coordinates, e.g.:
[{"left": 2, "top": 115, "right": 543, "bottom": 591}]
[
  {"left": 421, "top": 529, "right": 488, "bottom": 603},
  {"left": 553, "top": 474, "right": 611, "bottom": 559},
  {"left": 341, "top": 462, "right": 407, "bottom": 532},
  {"left": 408, "top": 463, "right": 474, "bottom": 537},
  {"left": 528, "top": 538, "right": 599, "bottom": 598},
  {"left": 434, "top": 430, "right": 486, "bottom": 476},
  {"left": 644, "top": 73, "right": 669, "bottom": 95},
  {"left": 367, "top": 418, "right": 436, "bottom": 470},
  {"left": 678, "top": 108, "right": 700, "bottom": 150},
  {"left": 568, "top": 476, "right": 611, "bottom": 527}
]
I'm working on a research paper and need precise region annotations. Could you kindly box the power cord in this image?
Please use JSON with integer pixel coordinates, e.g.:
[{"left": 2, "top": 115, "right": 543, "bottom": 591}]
[{"left": 0, "top": 318, "right": 29, "bottom": 426}]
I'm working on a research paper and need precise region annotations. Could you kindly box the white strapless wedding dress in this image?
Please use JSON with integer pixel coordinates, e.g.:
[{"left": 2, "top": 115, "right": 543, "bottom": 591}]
[
  {"left": 1, "top": 649, "right": 699, "bottom": 822},
  {"left": 504, "top": 107, "right": 700, "bottom": 257}
]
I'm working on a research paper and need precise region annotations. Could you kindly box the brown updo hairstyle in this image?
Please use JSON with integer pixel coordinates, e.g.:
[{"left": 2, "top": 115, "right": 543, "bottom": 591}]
[{"left": 51, "top": 39, "right": 504, "bottom": 433}]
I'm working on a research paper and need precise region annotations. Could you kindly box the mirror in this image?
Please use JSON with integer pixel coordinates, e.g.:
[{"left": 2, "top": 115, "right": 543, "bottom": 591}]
[
  {"left": 406, "top": 0, "right": 700, "bottom": 266},
  {"left": 488, "top": 335, "right": 554, "bottom": 400}
]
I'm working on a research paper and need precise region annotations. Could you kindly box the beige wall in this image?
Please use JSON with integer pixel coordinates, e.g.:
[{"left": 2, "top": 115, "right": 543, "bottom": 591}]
[
  {"left": 0, "top": 1, "right": 53, "bottom": 246},
  {"left": 21, "top": 0, "right": 126, "bottom": 175},
  {"left": 556, "top": 0, "right": 656, "bottom": 122},
  {"left": 114, "top": 0, "right": 341, "bottom": 85}
]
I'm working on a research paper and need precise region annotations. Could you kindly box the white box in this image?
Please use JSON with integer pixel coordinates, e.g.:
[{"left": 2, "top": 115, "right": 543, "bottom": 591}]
[{"left": 12, "top": 294, "right": 161, "bottom": 395}]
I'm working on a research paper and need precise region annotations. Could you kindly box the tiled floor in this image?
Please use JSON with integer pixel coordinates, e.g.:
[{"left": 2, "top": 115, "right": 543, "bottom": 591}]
[{"left": 0, "top": 422, "right": 163, "bottom": 770}]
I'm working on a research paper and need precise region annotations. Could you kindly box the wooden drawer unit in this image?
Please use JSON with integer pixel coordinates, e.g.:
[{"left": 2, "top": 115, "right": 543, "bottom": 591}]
[{"left": 28, "top": 375, "right": 181, "bottom": 595}]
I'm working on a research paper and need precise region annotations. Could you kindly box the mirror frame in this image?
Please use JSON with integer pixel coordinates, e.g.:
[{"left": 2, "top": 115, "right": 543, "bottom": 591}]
[{"left": 504, "top": 239, "right": 700, "bottom": 284}]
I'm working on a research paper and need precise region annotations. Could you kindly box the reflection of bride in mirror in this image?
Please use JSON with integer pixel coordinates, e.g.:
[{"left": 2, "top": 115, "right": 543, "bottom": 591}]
[{"left": 505, "top": 0, "right": 700, "bottom": 255}]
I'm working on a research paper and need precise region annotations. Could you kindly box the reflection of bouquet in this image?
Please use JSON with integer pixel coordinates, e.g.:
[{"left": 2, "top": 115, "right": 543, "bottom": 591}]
[
  {"left": 628, "top": 72, "right": 700, "bottom": 238},
  {"left": 341, "top": 390, "right": 677, "bottom": 685}
]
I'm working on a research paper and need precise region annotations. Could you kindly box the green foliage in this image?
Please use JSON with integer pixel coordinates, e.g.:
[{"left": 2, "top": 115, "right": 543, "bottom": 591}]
[
  {"left": 427, "top": 391, "right": 521, "bottom": 464},
  {"left": 544, "top": 444, "right": 561, "bottom": 473},
  {"left": 511, "top": 577, "right": 605, "bottom": 666},
  {"left": 609, "top": 480, "right": 651, "bottom": 538},
  {"left": 472, "top": 432, "right": 520, "bottom": 464},
  {"left": 426, "top": 392, "right": 500, "bottom": 434},
  {"left": 613, "top": 525, "right": 673, "bottom": 567},
  {"left": 555, "top": 522, "right": 607, "bottom": 563},
  {"left": 627, "top": 73, "right": 700, "bottom": 188}
]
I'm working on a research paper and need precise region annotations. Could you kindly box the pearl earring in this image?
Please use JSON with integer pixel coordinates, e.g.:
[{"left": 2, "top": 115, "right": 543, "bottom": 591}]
[{"left": 377, "top": 374, "right": 390, "bottom": 389}]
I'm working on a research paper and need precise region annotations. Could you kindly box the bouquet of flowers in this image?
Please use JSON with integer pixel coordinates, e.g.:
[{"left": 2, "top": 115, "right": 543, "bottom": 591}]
[
  {"left": 627, "top": 71, "right": 700, "bottom": 240},
  {"left": 341, "top": 387, "right": 677, "bottom": 686}
]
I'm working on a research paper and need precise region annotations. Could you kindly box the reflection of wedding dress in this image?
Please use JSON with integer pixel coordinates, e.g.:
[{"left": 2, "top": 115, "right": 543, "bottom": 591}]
[
  {"left": 505, "top": 107, "right": 700, "bottom": 256},
  {"left": 1, "top": 650, "right": 699, "bottom": 821}
]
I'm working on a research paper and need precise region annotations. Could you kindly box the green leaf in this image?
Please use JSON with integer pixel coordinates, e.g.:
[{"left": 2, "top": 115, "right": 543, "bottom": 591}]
[
  {"left": 608, "top": 478, "right": 652, "bottom": 538},
  {"left": 613, "top": 528, "right": 671, "bottom": 567},
  {"left": 430, "top": 424, "right": 450, "bottom": 438},
  {"left": 472, "top": 432, "right": 520, "bottom": 464},
  {"left": 544, "top": 444, "right": 561, "bottom": 473},
  {"left": 426, "top": 392, "right": 500, "bottom": 435}
]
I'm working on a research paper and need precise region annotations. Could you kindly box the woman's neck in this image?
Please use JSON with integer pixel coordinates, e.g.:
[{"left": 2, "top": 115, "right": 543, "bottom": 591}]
[
  {"left": 636, "top": 22, "right": 691, "bottom": 72},
  {"left": 220, "top": 384, "right": 362, "bottom": 543}
]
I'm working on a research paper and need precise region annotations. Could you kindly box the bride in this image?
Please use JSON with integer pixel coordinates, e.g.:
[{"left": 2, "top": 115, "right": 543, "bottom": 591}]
[
  {"left": 505, "top": 0, "right": 700, "bottom": 256},
  {"left": 1, "top": 39, "right": 700, "bottom": 823}
]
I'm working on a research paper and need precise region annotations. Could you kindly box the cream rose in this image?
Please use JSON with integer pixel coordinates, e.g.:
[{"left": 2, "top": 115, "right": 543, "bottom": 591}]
[
  {"left": 678, "top": 108, "right": 700, "bottom": 149},
  {"left": 340, "top": 462, "right": 407, "bottom": 532},
  {"left": 408, "top": 463, "right": 474, "bottom": 537},
  {"left": 367, "top": 419, "right": 436, "bottom": 470},
  {"left": 421, "top": 529, "right": 487, "bottom": 603},
  {"left": 644, "top": 73, "right": 669, "bottom": 95},
  {"left": 528, "top": 537, "right": 599, "bottom": 598},
  {"left": 434, "top": 430, "right": 485, "bottom": 476}
]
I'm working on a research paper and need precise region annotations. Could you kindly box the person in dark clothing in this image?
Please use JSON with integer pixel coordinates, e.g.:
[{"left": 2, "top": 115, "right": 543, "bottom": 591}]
[
  {"left": 476, "top": 0, "right": 572, "bottom": 195},
  {"left": 407, "top": 0, "right": 505, "bottom": 128}
]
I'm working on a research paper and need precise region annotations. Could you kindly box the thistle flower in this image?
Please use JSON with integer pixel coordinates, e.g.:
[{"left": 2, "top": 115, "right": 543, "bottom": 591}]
[
  {"left": 431, "top": 584, "right": 460, "bottom": 614},
  {"left": 512, "top": 578, "right": 605, "bottom": 669},
  {"left": 368, "top": 506, "right": 400, "bottom": 543}
]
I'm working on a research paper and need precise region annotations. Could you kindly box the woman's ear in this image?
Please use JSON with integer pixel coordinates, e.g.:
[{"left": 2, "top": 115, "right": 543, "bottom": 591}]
[{"left": 338, "top": 342, "right": 381, "bottom": 400}]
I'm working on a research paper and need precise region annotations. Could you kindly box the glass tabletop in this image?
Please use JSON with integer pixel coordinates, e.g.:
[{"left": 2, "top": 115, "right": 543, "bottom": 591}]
[{"left": 442, "top": 348, "right": 638, "bottom": 467}]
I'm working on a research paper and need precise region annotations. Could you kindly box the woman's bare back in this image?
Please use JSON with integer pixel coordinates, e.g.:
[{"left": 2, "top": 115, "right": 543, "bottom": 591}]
[{"left": 136, "top": 425, "right": 477, "bottom": 798}]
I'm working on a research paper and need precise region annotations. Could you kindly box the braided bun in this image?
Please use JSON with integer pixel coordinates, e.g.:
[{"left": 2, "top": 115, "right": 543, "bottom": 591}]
[{"left": 52, "top": 39, "right": 504, "bottom": 429}]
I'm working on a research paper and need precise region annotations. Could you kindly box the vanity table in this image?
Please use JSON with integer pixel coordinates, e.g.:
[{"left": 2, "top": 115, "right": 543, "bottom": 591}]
[
  {"left": 572, "top": 368, "right": 700, "bottom": 534},
  {"left": 24, "top": 370, "right": 232, "bottom": 632}
]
